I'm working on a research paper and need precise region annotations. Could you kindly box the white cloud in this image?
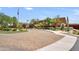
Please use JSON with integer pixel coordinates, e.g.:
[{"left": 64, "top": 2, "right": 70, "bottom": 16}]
[
  {"left": 73, "top": 9, "right": 79, "bottom": 15},
  {"left": 25, "top": 7, "right": 33, "bottom": 10}
]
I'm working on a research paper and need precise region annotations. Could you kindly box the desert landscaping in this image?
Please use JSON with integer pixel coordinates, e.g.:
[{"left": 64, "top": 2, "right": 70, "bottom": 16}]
[
  {"left": 0, "top": 7, "right": 78, "bottom": 51},
  {"left": 0, "top": 29, "right": 64, "bottom": 51}
]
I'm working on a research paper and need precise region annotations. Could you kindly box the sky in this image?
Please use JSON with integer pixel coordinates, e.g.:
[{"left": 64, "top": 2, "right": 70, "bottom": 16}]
[{"left": 0, "top": 7, "right": 79, "bottom": 24}]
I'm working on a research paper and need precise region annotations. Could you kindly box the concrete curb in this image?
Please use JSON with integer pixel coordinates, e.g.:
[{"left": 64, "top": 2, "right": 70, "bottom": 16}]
[{"left": 36, "top": 30, "right": 77, "bottom": 51}]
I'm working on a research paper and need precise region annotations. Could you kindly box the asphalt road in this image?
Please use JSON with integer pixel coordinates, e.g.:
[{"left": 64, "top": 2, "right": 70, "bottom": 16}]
[{"left": 70, "top": 37, "right": 79, "bottom": 51}]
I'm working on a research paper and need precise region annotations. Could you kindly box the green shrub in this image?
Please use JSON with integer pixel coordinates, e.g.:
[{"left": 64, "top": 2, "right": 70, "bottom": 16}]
[
  {"left": 56, "top": 27, "right": 61, "bottom": 30},
  {"left": 12, "top": 28, "right": 17, "bottom": 31},
  {"left": 64, "top": 27, "right": 73, "bottom": 31},
  {"left": 0, "top": 26, "right": 6, "bottom": 30},
  {"left": 77, "top": 32, "right": 79, "bottom": 35},
  {"left": 76, "top": 30, "right": 79, "bottom": 35},
  {"left": 60, "top": 25, "right": 64, "bottom": 30},
  {"left": 49, "top": 27, "right": 56, "bottom": 31},
  {"left": 0, "top": 27, "right": 3, "bottom": 30},
  {"left": 2, "top": 28, "right": 11, "bottom": 31},
  {"left": 19, "top": 29, "right": 27, "bottom": 32},
  {"left": 72, "top": 29, "right": 79, "bottom": 35}
]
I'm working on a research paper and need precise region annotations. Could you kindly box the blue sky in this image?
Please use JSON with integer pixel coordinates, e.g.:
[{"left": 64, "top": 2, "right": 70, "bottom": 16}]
[{"left": 0, "top": 7, "right": 79, "bottom": 24}]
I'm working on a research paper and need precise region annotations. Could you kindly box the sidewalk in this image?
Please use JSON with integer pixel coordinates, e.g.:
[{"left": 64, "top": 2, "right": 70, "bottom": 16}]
[{"left": 37, "top": 30, "right": 77, "bottom": 51}]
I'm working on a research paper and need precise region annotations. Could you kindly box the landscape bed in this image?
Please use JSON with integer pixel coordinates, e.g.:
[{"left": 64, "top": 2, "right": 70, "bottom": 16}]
[
  {"left": 0, "top": 30, "right": 64, "bottom": 51},
  {"left": 0, "top": 31, "right": 27, "bottom": 34}
]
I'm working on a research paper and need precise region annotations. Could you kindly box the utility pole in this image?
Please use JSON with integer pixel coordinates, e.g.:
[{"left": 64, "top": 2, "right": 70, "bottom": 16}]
[
  {"left": 67, "top": 16, "right": 69, "bottom": 31},
  {"left": 16, "top": 8, "right": 20, "bottom": 28},
  {"left": 17, "top": 8, "right": 19, "bottom": 21}
]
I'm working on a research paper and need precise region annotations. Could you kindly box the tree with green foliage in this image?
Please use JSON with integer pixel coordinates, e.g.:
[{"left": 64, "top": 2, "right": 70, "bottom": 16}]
[
  {"left": 0, "top": 13, "right": 18, "bottom": 28},
  {"left": 46, "top": 17, "right": 56, "bottom": 26},
  {"left": 45, "top": 17, "right": 51, "bottom": 25}
]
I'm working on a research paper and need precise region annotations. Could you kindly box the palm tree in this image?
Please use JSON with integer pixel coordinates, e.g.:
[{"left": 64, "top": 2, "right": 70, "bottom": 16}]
[{"left": 12, "top": 16, "right": 18, "bottom": 28}]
